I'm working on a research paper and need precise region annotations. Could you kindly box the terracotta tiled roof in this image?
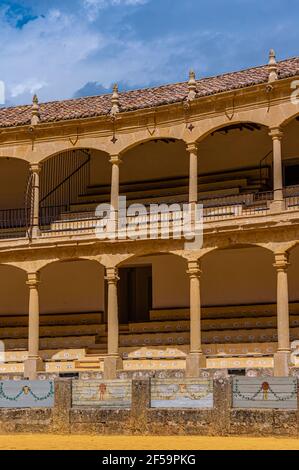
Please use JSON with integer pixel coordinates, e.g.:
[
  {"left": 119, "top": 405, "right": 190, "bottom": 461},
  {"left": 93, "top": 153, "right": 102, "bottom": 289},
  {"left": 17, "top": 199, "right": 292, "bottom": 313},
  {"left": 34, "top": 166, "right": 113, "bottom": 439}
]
[{"left": 0, "top": 57, "right": 298, "bottom": 128}]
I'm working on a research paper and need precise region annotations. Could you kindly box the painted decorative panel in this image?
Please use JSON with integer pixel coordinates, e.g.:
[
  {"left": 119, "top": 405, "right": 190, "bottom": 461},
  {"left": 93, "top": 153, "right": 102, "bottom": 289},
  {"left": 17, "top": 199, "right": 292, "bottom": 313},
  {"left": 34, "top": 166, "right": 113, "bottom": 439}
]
[
  {"left": 232, "top": 377, "right": 298, "bottom": 409},
  {"left": 0, "top": 380, "right": 54, "bottom": 408},
  {"left": 151, "top": 379, "right": 213, "bottom": 408},
  {"left": 72, "top": 380, "right": 132, "bottom": 408}
]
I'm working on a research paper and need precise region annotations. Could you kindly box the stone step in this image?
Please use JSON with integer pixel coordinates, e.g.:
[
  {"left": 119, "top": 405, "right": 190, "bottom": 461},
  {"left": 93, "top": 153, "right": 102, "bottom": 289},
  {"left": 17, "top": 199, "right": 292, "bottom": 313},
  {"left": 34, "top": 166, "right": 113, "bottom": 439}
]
[
  {"left": 2, "top": 335, "right": 96, "bottom": 350},
  {"left": 149, "top": 303, "right": 299, "bottom": 321},
  {"left": 127, "top": 315, "right": 299, "bottom": 333},
  {"left": 0, "top": 323, "right": 105, "bottom": 339},
  {"left": 0, "top": 312, "right": 103, "bottom": 327},
  {"left": 95, "top": 326, "right": 299, "bottom": 346}
]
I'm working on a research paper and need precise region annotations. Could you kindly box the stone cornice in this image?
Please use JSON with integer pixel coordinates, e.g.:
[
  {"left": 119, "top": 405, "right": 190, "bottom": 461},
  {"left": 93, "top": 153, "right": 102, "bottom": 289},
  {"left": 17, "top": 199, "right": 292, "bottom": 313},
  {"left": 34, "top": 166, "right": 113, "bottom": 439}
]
[{"left": 0, "top": 75, "right": 296, "bottom": 149}]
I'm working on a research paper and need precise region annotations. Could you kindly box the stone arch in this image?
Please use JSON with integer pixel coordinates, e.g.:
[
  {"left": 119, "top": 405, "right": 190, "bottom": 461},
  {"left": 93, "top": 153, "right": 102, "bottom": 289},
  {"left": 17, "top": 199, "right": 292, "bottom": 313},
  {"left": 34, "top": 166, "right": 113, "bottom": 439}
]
[
  {"left": 118, "top": 137, "right": 189, "bottom": 201},
  {"left": 0, "top": 264, "right": 28, "bottom": 315},
  {"left": 39, "top": 257, "right": 105, "bottom": 315},
  {"left": 37, "top": 147, "right": 110, "bottom": 226},
  {"left": 194, "top": 119, "right": 270, "bottom": 145},
  {"left": 190, "top": 121, "right": 273, "bottom": 192},
  {"left": 0, "top": 157, "right": 30, "bottom": 218},
  {"left": 119, "top": 132, "right": 187, "bottom": 157},
  {"left": 278, "top": 110, "right": 299, "bottom": 129},
  {"left": 37, "top": 145, "right": 109, "bottom": 165},
  {"left": 199, "top": 244, "right": 276, "bottom": 307},
  {"left": 288, "top": 244, "right": 299, "bottom": 303}
]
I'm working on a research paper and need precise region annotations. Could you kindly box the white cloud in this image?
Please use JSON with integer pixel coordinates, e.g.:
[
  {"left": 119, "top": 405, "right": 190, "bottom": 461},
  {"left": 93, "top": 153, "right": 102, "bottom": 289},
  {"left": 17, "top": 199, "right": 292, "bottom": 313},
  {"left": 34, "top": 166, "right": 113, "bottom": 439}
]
[
  {"left": 10, "top": 80, "right": 48, "bottom": 98},
  {"left": 82, "top": 0, "right": 149, "bottom": 21},
  {"left": 0, "top": 8, "right": 105, "bottom": 103}
]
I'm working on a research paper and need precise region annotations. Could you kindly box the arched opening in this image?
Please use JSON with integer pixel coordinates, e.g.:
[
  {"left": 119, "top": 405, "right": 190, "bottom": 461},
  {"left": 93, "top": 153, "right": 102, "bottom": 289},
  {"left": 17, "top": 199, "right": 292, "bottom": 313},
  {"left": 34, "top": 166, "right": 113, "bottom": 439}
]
[
  {"left": 0, "top": 265, "right": 28, "bottom": 367},
  {"left": 281, "top": 116, "right": 299, "bottom": 208},
  {"left": 39, "top": 259, "right": 105, "bottom": 353},
  {"left": 120, "top": 139, "right": 189, "bottom": 205},
  {"left": 289, "top": 245, "right": 299, "bottom": 304},
  {"left": 200, "top": 245, "right": 279, "bottom": 365},
  {"left": 96, "top": 253, "right": 190, "bottom": 367},
  {"left": 0, "top": 158, "right": 29, "bottom": 237},
  {"left": 39, "top": 148, "right": 110, "bottom": 232},
  {"left": 196, "top": 123, "right": 273, "bottom": 216}
]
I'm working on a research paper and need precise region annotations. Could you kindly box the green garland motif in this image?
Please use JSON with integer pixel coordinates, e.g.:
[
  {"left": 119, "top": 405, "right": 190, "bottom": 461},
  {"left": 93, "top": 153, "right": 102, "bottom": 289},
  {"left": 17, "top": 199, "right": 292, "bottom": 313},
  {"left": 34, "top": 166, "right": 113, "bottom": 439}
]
[
  {"left": 233, "top": 381, "right": 297, "bottom": 402},
  {"left": 0, "top": 382, "right": 54, "bottom": 402}
]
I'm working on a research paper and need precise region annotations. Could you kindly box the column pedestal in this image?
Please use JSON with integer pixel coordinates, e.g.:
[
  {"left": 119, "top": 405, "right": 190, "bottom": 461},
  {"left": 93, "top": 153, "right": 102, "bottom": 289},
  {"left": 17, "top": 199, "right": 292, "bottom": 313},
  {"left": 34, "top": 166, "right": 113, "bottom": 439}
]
[
  {"left": 186, "top": 352, "right": 207, "bottom": 377},
  {"left": 273, "top": 351, "right": 291, "bottom": 377},
  {"left": 24, "top": 357, "right": 44, "bottom": 380},
  {"left": 269, "top": 199, "right": 285, "bottom": 213},
  {"left": 103, "top": 355, "right": 123, "bottom": 380}
]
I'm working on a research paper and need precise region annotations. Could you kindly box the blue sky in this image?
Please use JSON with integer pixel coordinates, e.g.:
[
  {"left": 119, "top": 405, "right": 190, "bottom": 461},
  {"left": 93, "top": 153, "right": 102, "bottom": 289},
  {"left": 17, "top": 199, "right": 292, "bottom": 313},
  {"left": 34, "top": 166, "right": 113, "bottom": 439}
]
[{"left": 0, "top": 0, "right": 298, "bottom": 105}]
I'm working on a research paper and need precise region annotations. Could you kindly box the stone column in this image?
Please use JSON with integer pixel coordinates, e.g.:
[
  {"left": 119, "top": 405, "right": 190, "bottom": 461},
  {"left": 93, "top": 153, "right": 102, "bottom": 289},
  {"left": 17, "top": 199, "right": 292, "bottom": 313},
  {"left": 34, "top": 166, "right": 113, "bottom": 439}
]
[
  {"left": 187, "top": 143, "right": 198, "bottom": 204},
  {"left": 24, "top": 272, "right": 44, "bottom": 380},
  {"left": 104, "top": 266, "right": 123, "bottom": 379},
  {"left": 186, "top": 260, "right": 206, "bottom": 377},
  {"left": 269, "top": 127, "right": 285, "bottom": 212},
  {"left": 30, "top": 163, "right": 41, "bottom": 238},
  {"left": 109, "top": 155, "right": 122, "bottom": 233},
  {"left": 273, "top": 252, "right": 291, "bottom": 376}
]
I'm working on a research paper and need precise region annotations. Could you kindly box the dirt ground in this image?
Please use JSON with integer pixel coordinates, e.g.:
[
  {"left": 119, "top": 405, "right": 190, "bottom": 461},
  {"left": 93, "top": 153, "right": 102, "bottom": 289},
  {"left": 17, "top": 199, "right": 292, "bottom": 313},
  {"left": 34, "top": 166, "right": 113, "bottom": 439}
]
[{"left": 0, "top": 435, "right": 298, "bottom": 450}]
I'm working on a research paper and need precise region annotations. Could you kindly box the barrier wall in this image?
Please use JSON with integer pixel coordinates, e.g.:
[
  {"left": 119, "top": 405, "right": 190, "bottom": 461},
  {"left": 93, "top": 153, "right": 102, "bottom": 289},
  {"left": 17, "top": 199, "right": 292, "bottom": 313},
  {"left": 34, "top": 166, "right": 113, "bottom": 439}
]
[{"left": 0, "top": 377, "right": 297, "bottom": 436}]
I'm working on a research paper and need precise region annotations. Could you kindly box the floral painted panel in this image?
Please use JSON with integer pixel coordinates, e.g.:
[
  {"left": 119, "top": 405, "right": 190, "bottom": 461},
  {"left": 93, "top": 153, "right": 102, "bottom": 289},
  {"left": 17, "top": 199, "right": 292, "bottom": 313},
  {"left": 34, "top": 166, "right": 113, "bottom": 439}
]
[
  {"left": 232, "top": 377, "right": 298, "bottom": 409},
  {"left": 0, "top": 381, "right": 54, "bottom": 408},
  {"left": 151, "top": 379, "right": 213, "bottom": 408}
]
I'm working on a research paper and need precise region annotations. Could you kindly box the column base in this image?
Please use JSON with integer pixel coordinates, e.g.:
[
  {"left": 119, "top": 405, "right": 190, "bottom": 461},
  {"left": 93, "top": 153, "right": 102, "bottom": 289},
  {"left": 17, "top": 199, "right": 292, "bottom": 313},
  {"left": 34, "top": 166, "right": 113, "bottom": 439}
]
[
  {"left": 186, "top": 352, "right": 207, "bottom": 378},
  {"left": 269, "top": 200, "right": 285, "bottom": 213},
  {"left": 31, "top": 227, "right": 40, "bottom": 238},
  {"left": 274, "top": 351, "right": 291, "bottom": 377},
  {"left": 103, "top": 355, "right": 123, "bottom": 380},
  {"left": 24, "top": 357, "right": 44, "bottom": 380}
]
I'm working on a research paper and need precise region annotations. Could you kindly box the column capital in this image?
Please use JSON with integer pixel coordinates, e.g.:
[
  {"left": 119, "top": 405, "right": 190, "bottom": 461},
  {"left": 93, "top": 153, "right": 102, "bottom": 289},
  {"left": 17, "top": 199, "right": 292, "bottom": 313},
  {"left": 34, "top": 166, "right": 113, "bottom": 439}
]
[
  {"left": 269, "top": 126, "right": 283, "bottom": 140},
  {"left": 186, "top": 142, "right": 198, "bottom": 154},
  {"left": 30, "top": 163, "right": 41, "bottom": 174},
  {"left": 109, "top": 154, "right": 122, "bottom": 165},
  {"left": 187, "top": 260, "right": 201, "bottom": 278},
  {"left": 26, "top": 272, "right": 40, "bottom": 288},
  {"left": 273, "top": 252, "right": 289, "bottom": 272},
  {"left": 105, "top": 266, "right": 119, "bottom": 284}
]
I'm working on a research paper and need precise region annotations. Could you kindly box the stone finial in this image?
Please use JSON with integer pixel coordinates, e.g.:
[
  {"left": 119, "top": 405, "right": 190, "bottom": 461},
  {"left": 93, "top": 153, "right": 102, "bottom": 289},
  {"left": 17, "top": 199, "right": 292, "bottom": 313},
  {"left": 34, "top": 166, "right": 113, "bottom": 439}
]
[
  {"left": 31, "top": 94, "right": 40, "bottom": 125},
  {"left": 110, "top": 83, "right": 120, "bottom": 116},
  {"left": 187, "top": 69, "right": 197, "bottom": 101},
  {"left": 268, "top": 49, "right": 278, "bottom": 83}
]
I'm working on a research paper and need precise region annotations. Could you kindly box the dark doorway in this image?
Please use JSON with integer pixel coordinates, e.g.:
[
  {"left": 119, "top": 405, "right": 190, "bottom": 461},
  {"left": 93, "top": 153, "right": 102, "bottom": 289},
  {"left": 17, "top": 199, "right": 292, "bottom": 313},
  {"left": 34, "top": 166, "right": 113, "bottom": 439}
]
[{"left": 118, "top": 266, "right": 152, "bottom": 324}]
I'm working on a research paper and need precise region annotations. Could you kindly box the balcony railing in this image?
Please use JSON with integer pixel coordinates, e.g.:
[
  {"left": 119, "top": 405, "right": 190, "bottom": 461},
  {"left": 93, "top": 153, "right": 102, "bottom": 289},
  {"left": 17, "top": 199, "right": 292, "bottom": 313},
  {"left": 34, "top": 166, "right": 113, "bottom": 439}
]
[{"left": 0, "top": 187, "right": 298, "bottom": 241}]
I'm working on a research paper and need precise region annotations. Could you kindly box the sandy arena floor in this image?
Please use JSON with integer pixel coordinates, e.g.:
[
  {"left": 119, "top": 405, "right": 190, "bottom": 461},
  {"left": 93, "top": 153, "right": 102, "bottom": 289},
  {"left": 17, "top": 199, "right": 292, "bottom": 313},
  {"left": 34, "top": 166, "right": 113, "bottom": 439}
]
[{"left": 0, "top": 435, "right": 298, "bottom": 450}]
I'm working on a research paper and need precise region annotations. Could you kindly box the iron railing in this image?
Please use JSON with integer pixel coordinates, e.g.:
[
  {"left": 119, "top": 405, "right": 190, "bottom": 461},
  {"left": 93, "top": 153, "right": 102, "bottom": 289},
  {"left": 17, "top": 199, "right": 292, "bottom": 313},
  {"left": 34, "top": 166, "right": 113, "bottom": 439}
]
[{"left": 1, "top": 186, "right": 299, "bottom": 240}]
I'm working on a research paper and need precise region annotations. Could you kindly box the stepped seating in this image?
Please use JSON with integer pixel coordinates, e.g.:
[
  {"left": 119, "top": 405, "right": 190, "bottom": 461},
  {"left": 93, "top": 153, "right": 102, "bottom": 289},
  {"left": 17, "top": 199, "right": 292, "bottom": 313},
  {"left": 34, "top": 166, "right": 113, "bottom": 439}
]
[
  {"left": 3, "top": 302, "right": 298, "bottom": 373},
  {"left": 86, "top": 303, "right": 299, "bottom": 370},
  {"left": 40, "top": 166, "right": 272, "bottom": 235},
  {"left": 0, "top": 311, "right": 103, "bottom": 351}
]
